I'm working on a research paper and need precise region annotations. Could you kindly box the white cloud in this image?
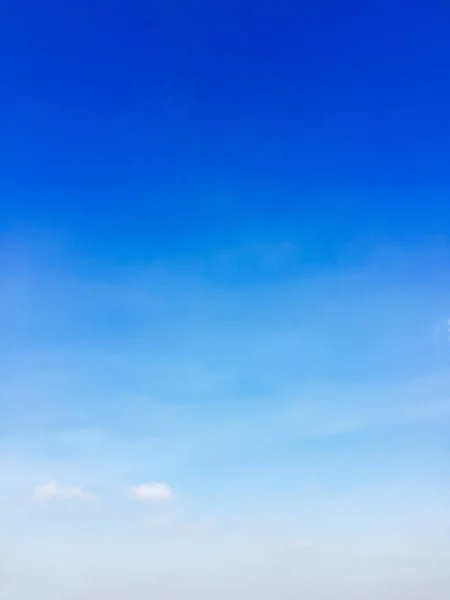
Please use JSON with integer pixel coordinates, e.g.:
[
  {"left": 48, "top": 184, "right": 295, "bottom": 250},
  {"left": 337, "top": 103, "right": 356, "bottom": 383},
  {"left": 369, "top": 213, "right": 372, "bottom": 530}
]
[
  {"left": 33, "top": 481, "right": 92, "bottom": 501},
  {"left": 130, "top": 482, "right": 174, "bottom": 502}
]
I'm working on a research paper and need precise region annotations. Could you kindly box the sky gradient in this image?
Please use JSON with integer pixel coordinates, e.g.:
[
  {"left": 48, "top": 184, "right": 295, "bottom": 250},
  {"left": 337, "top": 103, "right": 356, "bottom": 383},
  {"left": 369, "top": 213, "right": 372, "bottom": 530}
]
[{"left": 1, "top": 1, "right": 450, "bottom": 598}]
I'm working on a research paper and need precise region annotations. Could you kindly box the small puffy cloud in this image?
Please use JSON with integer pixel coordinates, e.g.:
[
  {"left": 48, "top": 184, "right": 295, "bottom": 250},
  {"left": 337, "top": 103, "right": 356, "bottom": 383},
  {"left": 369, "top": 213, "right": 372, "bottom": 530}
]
[
  {"left": 33, "top": 481, "right": 92, "bottom": 501},
  {"left": 129, "top": 482, "right": 174, "bottom": 502}
]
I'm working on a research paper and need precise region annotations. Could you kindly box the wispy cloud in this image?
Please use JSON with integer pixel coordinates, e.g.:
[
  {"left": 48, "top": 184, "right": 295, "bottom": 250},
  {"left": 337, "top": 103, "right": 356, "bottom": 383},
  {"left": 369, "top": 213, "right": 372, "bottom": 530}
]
[
  {"left": 129, "top": 482, "right": 174, "bottom": 502},
  {"left": 33, "top": 480, "right": 93, "bottom": 501}
]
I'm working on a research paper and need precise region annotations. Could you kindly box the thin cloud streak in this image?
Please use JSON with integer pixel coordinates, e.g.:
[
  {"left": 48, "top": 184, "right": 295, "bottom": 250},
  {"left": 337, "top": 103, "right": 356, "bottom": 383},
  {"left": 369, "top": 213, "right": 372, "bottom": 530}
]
[{"left": 33, "top": 481, "right": 93, "bottom": 501}]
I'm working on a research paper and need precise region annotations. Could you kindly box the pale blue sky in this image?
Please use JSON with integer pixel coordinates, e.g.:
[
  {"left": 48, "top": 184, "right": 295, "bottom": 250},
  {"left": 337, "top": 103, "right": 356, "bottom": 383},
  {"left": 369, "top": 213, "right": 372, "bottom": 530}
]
[{"left": 1, "top": 232, "right": 449, "bottom": 598}]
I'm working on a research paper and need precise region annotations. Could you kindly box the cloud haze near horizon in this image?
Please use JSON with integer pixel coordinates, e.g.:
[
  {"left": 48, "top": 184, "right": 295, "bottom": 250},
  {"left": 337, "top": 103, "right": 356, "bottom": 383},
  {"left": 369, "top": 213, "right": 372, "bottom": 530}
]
[{"left": 1, "top": 234, "right": 449, "bottom": 599}]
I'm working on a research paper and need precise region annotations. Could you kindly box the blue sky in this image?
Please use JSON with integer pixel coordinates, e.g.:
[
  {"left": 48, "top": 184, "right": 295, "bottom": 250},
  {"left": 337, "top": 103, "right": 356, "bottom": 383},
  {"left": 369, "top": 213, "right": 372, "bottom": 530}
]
[{"left": 1, "top": 1, "right": 450, "bottom": 598}]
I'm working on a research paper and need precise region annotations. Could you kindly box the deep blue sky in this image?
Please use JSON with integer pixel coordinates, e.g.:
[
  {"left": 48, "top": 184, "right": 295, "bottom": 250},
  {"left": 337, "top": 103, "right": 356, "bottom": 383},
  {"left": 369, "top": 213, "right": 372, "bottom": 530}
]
[{"left": 2, "top": 0, "right": 450, "bottom": 263}]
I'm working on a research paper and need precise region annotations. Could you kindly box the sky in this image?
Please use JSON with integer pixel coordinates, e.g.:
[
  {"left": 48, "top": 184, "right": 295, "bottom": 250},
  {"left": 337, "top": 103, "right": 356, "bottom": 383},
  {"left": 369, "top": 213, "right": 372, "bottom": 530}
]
[{"left": 1, "top": 1, "right": 450, "bottom": 598}]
